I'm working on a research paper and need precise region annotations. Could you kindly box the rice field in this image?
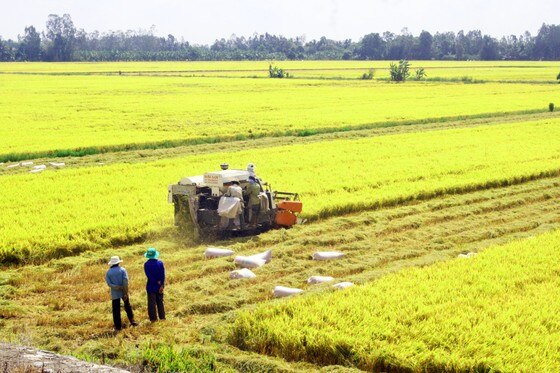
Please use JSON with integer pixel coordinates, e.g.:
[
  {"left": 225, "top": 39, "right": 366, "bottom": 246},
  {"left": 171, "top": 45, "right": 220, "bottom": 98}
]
[
  {"left": 230, "top": 229, "right": 560, "bottom": 372},
  {"left": 2, "top": 117, "right": 560, "bottom": 264},
  {"left": 1, "top": 63, "right": 559, "bottom": 160},
  {"left": 2, "top": 60, "right": 560, "bottom": 371}
]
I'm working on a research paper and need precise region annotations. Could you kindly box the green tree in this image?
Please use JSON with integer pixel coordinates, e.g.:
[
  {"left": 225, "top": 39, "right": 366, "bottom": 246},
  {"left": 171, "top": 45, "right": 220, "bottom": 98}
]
[
  {"left": 357, "top": 33, "right": 384, "bottom": 59},
  {"left": 417, "top": 31, "right": 433, "bottom": 60},
  {"left": 45, "top": 14, "right": 76, "bottom": 61},
  {"left": 268, "top": 64, "right": 289, "bottom": 78},
  {"left": 479, "top": 35, "right": 499, "bottom": 60},
  {"left": 389, "top": 60, "right": 410, "bottom": 82},
  {"left": 414, "top": 67, "right": 427, "bottom": 80},
  {"left": 0, "top": 37, "right": 14, "bottom": 61},
  {"left": 17, "top": 26, "right": 42, "bottom": 61}
]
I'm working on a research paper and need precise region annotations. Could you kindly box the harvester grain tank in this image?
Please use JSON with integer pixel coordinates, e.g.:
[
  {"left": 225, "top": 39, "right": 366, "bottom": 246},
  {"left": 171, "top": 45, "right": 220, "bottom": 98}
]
[{"left": 168, "top": 164, "right": 302, "bottom": 238}]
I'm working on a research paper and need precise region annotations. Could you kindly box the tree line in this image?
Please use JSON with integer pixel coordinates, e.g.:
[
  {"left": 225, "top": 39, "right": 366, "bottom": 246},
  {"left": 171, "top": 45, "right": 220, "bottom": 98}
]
[{"left": 1, "top": 14, "right": 560, "bottom": 62}]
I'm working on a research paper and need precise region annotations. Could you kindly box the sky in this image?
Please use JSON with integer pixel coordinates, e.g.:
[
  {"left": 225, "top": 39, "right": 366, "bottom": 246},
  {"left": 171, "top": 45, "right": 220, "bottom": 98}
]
[{"left": 1, "top": 0, "right": 559, "bottom": 44}]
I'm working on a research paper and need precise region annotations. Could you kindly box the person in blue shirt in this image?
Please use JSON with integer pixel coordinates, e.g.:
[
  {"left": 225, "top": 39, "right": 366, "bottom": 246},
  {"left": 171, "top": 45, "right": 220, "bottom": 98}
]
[
  {"left": 143, "top": 248, "right": 166, "bottom": 322},
  {"left": 105, "top": 256, "right": 137, "bottom": 330}
]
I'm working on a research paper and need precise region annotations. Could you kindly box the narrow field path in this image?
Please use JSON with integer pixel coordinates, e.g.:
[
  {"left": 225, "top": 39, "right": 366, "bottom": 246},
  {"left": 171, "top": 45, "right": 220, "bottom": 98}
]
[{"left": 0, "top": 343, "right": 128, "bottom": 373}]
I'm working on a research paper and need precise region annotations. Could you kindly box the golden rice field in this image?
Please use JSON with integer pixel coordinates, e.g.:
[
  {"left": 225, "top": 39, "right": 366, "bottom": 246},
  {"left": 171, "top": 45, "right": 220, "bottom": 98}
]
[
  {"left": 2, "top": 61, "right": 560, "bottom": 372},
  {"left": 2, "top": 118, "right": 560, "bottom": 264},
  {"left": 1, "top": 60, "right": 559, "bottom": 77},
  {"left": 231, "top": 229, "right": 560, "bottom": 372},
  {"left": 1, "top": 62, "right": 559, "bottom": 160}
]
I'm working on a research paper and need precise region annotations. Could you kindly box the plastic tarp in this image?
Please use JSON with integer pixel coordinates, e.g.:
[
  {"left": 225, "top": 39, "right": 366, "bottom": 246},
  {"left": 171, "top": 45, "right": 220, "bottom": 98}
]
[
  {"left": 49, "top": 162, "right": 65, "bottom": 168},
  {"left": 234, "top": 249, "right": 272, "bottom": 268},
  {"left": 333, "top": 282, "right": 354, "bottom": 290},
  {"left": 250, "top": 249, "right": 272, "bottom": 263},
  {"left": 312, "top": 251, "right": 345, "bottom": 261},
  {"left": 273, "top": 286, "right": 304, "bottom": 298},
  {"left": 307, "top": 276, "right": 334, "bottom": 284},
  {"left": 234, "top": 256, "right": 266, "bottom": 268},
  {"left": 205, "top": 247, "right": 235, "bottom": 259},
  {"left": 230, "top": 268, "right": 257, "bottom": 279},
  {"left": 218, "top": 197, "right": 243, "bottom": 219}
]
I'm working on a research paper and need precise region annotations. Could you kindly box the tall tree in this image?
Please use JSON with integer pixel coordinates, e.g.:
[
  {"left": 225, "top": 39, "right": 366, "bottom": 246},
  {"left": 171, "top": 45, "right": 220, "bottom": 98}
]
[
  {"left": 479, "top": 35, "right": 499, "bottom": 60},
  {"left": 534, "top": 23, "right": 560, "bottom": 60},
  {"left": 17, "top": 26, "right": 42, "bottom": 61},
  {"left": 45, "top": 14, "right": 76, "bottom": 61},
  {"left": 417, "top": 30, "right": 433, "bottom": 60},
  {"left": 432, "top": 32, "right": 456, "bottom": 59},
  {"left": 357, "top": 33, "right": 384, "bottom": 59},
  {"left": 0, "top": 37, "right": 15, "bottom": 61}
]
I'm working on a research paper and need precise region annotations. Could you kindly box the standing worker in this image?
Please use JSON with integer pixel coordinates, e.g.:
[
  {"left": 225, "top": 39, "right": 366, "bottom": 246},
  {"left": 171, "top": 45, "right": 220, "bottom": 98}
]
[
  {"left": 247, "top": 163, "right": 256, "bottom": 178},
  {"left": 245, "top": 176, "right": 261, "bottom": 227},
  {"left": 144, "top": 247, "right": 166, "bottom": 322},
  {"left": 224, "top": 180, "right": 244, "bottom": 229},
  {"left": 105, "top": 256, "right": 137, "bottom": 331}
]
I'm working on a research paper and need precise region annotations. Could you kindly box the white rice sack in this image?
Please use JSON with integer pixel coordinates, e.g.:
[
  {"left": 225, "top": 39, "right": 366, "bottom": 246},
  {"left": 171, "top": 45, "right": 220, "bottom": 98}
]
[
  {"left": 20, "top": 161, "right": 34, "bottom": 167},
  {"left": 230, "top": 268, "right": 257, "bottom": 280},
  {"left": 307, "top": 276, "right": 334, "bottom": 284},
  {"left": 234, "top": 255, "right": 266, "bottom": 269},
  {"left": 312, "top": 251, "right": 344, "bottom": 261},
  {"left": 7, "top": 164, "right": 20, "bottom": 169},
  {"left": 205, "top": 247, "right": 235, "bottom": 259},
  {"left": 247, "top": 249, "right": 272, "bottom": 263},
  {"left": 49, "top": 162, "right": 65, "bottom": 168},
  {"left": 458, "top": 252, "right": 477, "bottom": 259},
  {"left": 33, "top": 165, "right": 47, "bottom": 170},
  {"left": 29, "top": 168, "right": 44, "bottom": 174},
  {"left": 332, "top": 282, "right": 354, "bottom": 290},
  {"left": 273, "top": 286, "right": 304, "bottom": 298}
]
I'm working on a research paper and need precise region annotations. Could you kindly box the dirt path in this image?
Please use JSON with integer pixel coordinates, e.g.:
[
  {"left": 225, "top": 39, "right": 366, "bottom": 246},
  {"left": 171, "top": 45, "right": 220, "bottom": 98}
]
[{"left": 0, "top": 343, "right": 128, "bottom": 373}]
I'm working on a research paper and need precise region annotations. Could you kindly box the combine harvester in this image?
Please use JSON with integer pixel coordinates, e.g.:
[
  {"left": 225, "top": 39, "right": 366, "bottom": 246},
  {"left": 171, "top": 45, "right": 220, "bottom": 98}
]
[{"left": 168, "top": 163, "right": 302, "bottom": 239}]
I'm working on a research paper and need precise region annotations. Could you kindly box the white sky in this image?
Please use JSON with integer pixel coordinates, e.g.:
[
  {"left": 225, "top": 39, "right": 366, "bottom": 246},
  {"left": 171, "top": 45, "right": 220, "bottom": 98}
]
[{"left": 1, "top": 0, "right": 559, "bottom": 44}]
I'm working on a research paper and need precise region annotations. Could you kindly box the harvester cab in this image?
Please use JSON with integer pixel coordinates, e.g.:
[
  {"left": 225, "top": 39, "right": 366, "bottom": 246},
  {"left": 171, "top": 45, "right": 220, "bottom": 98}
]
[{"left": 168, "top": 163, "right": 302, "bottom": 239}]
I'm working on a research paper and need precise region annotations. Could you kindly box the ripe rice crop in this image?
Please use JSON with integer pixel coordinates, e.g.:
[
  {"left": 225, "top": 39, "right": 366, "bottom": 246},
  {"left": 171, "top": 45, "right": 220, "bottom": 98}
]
[
  {"left": 1, "top": 72, "right": 559, "bottom": 161},
  {"left": 1, "top": 118, "right": 560, "bottom": 264},
  {"left": 230, "top": 230, "right": 560, "bottom": 371},
  {"left": 0, "top": 60, "right": 558, "bottom": 77}
]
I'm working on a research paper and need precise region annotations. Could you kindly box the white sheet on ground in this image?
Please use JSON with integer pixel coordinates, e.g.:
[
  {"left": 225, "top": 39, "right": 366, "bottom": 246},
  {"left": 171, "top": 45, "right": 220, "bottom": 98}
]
[
  {"left": 230, "top": 268, "right": 257, "bottom": 279},
  {"left": 205, "top": 247, "right": 235, "bottom": 259},
  {"left": 273, "top": 286, "right": 304, "bottom": 298},
  {"left": 307, "top": 276, "right": 334, "bottom": 284},
  {"left": 234, "top": 256, "right": 266, "bottom": 268},
  {"left": 312, "top": 251, "right": 344, "bottom": 261},
  {"left": 333, "top": 282, "right": 354, "bottom": 290}
]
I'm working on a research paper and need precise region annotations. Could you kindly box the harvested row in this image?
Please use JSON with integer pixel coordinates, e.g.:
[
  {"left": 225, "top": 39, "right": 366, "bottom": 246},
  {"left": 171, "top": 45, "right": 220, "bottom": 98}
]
[
  {"left": 2, "top": 118, "right": 560, "bottom": 264},
  {"left": 230, "top": 229, "right": 560, "bottom": 372},
  {"left": 2, "top": 175, "right": 560, "bottom": 369},
  {"left": 163, "top": 174, "right": 560, "bottom": 315},
  {"left": 2, "top": 72, "right": 559, "bottom": 159}
]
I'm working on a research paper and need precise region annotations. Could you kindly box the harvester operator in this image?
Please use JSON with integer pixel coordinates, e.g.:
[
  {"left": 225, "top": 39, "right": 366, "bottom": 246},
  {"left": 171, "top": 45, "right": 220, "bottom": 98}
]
[{"left": 245, "top": 176, "right": 261, "bottom": 226}]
